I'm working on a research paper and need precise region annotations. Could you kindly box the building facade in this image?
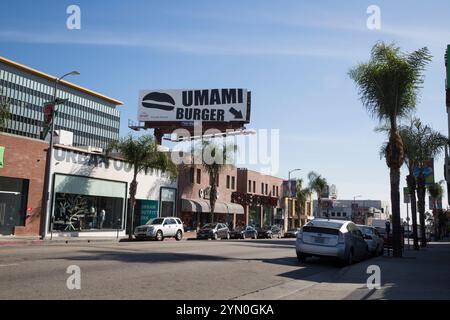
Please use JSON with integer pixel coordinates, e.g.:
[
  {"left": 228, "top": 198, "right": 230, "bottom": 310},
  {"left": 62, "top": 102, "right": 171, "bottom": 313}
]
[
  {"left": 281, "top": 180, "right": 313, "bottom": 230},
  {"left": 46, "top": 145, "right": 177, "bottom": 238},
  {"left": 234, "top": 168, "right": 284, "bottom": 229},
  {"left": 0, "top": 56, "right": 122, "bottom": 149},
  {"left": 177, "top": 164, "right": 244, "bottom": 230},
  {"left": 0, "top": 133, "right": 47, "bottom": 236}
]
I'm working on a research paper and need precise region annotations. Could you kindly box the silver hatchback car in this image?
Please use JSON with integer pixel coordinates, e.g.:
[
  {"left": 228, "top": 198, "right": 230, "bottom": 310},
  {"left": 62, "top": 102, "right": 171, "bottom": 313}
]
[{"left": 296, "top": 219, "right": 369, "bottom": 265}]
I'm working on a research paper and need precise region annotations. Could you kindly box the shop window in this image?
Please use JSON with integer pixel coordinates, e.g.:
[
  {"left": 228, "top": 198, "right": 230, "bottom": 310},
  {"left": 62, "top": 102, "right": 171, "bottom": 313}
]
[
  {"left": 231, "top": 176, "right": 235, "bottom": 190},
  {"left": 0, "top": 177, "right": 29, "bottom": 235},
  {"left": 160, "top": 187, "right": 176, "bottom": 217},
  {"left": 196, "top": 169, "right": 201, "bottom": 184}
]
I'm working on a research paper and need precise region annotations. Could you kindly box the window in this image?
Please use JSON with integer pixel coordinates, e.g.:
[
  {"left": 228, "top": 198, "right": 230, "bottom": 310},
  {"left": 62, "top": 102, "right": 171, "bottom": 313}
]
[
  {"left": 331, "top": 212, "right": 335, "bottom": 217},
  {"left": 226, "top": 175, "right": 230, "bottom": 189},
  {"left": 343, "top": 212, "right": 347, "bottom": 217},
  {"left": 196, "top": 169, "right": 201, "bottom": 184},
  {"left": 272, "top": 185, "right": 275, "bottom": 195},
  {"left": 190, "top": 168, "right": 195, "bottom": 183},
  {"left": 261, "top": 183, "right": 264, "bottom": 194},
  {"left": 248, "top": 180, "right": 252, "bottom": 192},
  {"left": 337, "top": 212, "right": 341, "bottom": 217},
  {"left": 231, "top": 176, "right": 235, "bottom": 189},
  {"left": 253, "top": 181, "right": 256, "bottom": 193},
  {"left": 265, "top": 184, "right": 268, "bottom": 195},
  {"left": 276, "top": 186, "right": 279, "bottom": 197}
]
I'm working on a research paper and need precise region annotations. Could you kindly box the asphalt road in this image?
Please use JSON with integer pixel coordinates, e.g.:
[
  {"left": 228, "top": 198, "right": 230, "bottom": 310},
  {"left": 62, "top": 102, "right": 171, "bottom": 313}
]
[{"left": 0, "top": 238, "right": 366, "bottom": 300}]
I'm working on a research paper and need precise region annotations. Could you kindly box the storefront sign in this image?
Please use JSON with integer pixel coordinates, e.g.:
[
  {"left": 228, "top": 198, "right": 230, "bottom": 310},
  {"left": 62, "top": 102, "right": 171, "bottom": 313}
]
[
  {"left": 139, "top": 200, "right": 159, "bottom": 225},
  {"left": 138, "top": 89, "right": 249, "bottom": 123},
  {"left": 231, "top": 192, "right": 278, "bottom": 207}
]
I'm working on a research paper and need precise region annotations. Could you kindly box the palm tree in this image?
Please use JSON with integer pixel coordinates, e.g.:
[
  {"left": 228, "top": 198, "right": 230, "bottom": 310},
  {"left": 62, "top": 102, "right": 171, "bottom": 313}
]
[
  {"left": 307, "top": 171, "right": 328, "bottom": 218},
  {"left": 349, "top": 42, "right": 432, "bottom": 257},
  {"left": 295, "top": 178, "right": 312, "bottom": 224},
  {"left": 428, "top": 180, "right": 445, "bottom": 240},
  {"left": 0, "top": 95, "right": 11, "bottom": 130},
  {"left": 194, "top": 140, "right": 237, "bottom": 223},
  {"left": 398, "top": 119, "right": 421, "bottom": 250},
  {"left": 107, "top": 134, "right": 177, "bottom": 239}
]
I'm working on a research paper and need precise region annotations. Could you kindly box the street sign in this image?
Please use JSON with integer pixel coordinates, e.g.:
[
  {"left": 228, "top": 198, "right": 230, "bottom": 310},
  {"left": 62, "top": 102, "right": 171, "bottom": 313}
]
[
  {"left": 40, "top": 99, "right": 69, "bottom": 139},
  {"left": 403, "top": 187, "right": 410, "bottom": 204},
  {"left": 413, "top": 159, "right": 435, "bottom": 186}
]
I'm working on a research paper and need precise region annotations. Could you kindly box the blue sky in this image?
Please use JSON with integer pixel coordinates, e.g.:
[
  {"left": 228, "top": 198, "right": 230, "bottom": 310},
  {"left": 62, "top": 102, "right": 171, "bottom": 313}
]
[{"left": 2, "top": 0, "right": 450, "bottom": 217}]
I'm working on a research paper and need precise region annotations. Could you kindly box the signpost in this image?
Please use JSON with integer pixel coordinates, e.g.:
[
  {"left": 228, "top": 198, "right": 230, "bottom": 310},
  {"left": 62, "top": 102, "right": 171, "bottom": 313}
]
[{"left": 40, "top": 98, "right": 68, "bottom": 140}]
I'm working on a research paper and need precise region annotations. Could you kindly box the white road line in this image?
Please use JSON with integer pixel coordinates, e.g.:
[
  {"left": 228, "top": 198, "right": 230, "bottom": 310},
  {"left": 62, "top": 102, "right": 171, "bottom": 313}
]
[{"left": 0, "top": 263, "right": 19, "bottom": 267}]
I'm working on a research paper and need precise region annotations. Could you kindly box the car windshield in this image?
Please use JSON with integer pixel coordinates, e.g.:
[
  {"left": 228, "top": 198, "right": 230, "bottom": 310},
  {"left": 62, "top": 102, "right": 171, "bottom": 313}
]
[
  {"left": 201, "top": 223, "right": 216, "bottom": 229},
  {"left": 358, "top": 226, "right": 374, "bottom": 235},
  {"left": 146, "top": 218, "right": 164, "bottom": 225}
]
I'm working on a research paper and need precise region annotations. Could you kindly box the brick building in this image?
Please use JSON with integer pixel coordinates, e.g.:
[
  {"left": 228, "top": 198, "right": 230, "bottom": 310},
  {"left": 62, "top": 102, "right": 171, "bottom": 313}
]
[
  {"left": 234, "top": 168, "right": 284, "bottom": 229},
  {"left": 177, "top": 164, "right": 244, "bottom": 230},
  {"left": 0, "top": 132, "right": 47, "bottom": 236}
]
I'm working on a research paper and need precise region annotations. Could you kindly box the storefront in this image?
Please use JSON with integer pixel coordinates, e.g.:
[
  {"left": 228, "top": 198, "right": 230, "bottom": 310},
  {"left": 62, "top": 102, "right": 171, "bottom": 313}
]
[
  {"left": 46, "top": 145, "right": 177, "bottom": 238},
  {"left": 0, "top": 133, "right": 47, "bottom": 237}
]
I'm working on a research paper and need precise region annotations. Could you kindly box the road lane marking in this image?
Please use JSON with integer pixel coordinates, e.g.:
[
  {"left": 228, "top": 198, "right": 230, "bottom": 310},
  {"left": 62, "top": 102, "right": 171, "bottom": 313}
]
[{"left": 0, "top": 263, "right": 19, "bottom": 267}]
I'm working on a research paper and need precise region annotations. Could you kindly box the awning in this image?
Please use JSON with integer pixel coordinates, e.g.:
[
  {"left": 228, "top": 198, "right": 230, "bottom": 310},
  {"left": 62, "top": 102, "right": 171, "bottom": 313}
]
[{"left": 181, "top": 199, "right": 244, "bottom": 215}]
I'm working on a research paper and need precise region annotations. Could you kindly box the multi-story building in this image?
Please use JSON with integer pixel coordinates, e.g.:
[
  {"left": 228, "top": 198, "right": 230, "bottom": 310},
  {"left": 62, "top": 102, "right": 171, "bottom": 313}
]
[
  {"left": 177, "top": 164, "right": 244, "bottom": 230},
  {"left": 0, "top": 56, "right": 123, "bottom": 149},
  {"left": 235, "top": 168, "right": 284, "bottom": 229},
  {"left": 282, "top": 180, "right": 313, "bottom": 230}
]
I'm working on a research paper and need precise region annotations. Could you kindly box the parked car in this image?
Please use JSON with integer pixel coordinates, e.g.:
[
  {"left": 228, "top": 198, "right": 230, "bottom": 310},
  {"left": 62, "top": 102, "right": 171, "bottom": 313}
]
[
  {"left": 296, "top": 219, "right": 369, "bottom": 265},
  {"left": 229, "top": 226, "right": 258, "bottom": 239},
  {"left": 357, "top": 224, "right": 384, "bottom": 256},
  {"left": 197, "top": 223, "right": 230, "bottom": 240},
  {"left": 257, "top": 225, "right": 282, "bottom": 239},
  {"left": 284, "top": 228, "right": 301, "bottom": 238},
  {"left": 134, "top": 217, "right": 184, "bottom": 241}
]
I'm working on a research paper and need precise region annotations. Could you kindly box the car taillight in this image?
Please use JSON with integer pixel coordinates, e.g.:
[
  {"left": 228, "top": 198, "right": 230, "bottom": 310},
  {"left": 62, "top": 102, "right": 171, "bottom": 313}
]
[{"left": 338, "top": 232, "right": 345, "bottom": 244}]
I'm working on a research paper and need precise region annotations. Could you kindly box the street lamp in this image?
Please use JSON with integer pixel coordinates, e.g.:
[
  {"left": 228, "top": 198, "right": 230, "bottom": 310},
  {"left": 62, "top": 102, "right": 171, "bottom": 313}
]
[{"left": 44, "top": 71, "right": 80, "bottom": 240}]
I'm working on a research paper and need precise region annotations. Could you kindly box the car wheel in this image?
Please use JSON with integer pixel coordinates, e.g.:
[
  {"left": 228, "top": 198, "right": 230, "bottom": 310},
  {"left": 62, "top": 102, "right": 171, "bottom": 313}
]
[
  {"left": 214, "top": 233, "right": 219, "bottom": 240},
  {"left": 156, "top": 230, "right": 163, "bottom": 241},
  {"left": 297, "top": 252, "right": 306, "bottom": 263},
  {"left": 175, "top": 230, "right": 182, "bottom": 241},
  {"left": 242, "top": 234, "right": 245, "bottom": 240},
  {"left": 226, "top": 233, "right": 230, "bottom": 240},
  {"left": 269, "top": 234, "right": 273, "bottom": 239}
]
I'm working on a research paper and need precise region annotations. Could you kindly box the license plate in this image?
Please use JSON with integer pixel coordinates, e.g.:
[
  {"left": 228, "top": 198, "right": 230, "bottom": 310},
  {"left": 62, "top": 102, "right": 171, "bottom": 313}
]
[{"left": 315, "top": 237, "right": 325, "bottom": 244}]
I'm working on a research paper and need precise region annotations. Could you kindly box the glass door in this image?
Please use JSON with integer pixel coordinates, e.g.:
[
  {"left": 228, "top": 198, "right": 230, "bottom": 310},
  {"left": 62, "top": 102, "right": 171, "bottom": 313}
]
[{"left": 0, "top": 177, "right": 29, "bottom": 235}]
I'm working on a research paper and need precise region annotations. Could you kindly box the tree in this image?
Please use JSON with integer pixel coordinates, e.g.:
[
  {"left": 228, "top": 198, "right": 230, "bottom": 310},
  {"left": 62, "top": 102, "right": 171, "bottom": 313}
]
[
  {"left": 404, "top": 120, "right": 447, "bottom": 246},
  {"left": 0, "top": 95, "right": 11, "bottom": 130},
  {"left": 349, "top": 42, "right": 432, "bottom": 257},
  {"left": 194, "top": 140, "right": 237, "bottom": 223},
  {"left": 307, "top": 171, "right": 328, "bottom": 218},
  {"left": 106, "top": 135, "right": 177, "bottom": 239},
  {"left": 295, "top": 178, "right": 312, "bottom": 224},
  {"left": 428, "top": 180, "right": 445, "bottom": 240}
]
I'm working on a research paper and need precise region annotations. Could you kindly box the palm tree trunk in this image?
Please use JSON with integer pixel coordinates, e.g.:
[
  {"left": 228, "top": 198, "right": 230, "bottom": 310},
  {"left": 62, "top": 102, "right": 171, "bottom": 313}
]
[
  {"left": 417, "top": 170, "right": 427, "bottom": 247},
  {"left": 406, "top": 173, "right": 419, "bottom": 250},
  {"left": 128, "top": 170, "right": 138, "bottom": 240},
  {"left": 390, "top": 167, "right": 402, "bottom": 257}
]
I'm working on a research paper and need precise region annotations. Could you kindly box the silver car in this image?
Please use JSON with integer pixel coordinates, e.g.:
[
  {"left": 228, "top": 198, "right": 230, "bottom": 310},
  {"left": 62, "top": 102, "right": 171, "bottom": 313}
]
[
  {"left": 296, "top": 219, "right": 369, "bottom": 265},
  {"left": 134, "top": 217, "right": 184, "bottom": 241},
  {"left": 357, "top": 224, "right": 384, "bottom": 256}
]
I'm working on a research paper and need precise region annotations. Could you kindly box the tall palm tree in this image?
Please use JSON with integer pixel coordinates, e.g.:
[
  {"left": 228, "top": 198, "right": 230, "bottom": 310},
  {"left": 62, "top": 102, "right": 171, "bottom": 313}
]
[
  {"left": 398, "top": 119, "right": 421, "bottom": 250},
  {"left": 107, "top": 134, "right": 177, "bottom": 239},
  {"left": 427, "top": 180, "right": 445, "bottom": 240},
  {"left": 295, "top": 178, "right": 312, "bottom": 224},
  {"left": 194, "top": 140, "right": 237, "bottom": 223},
  {"left": 407, "top": 120, "right": 447, "bottom": 246},
  {"left": 0, "top": 95, "right": 11, "bottom": 130},
  {"left": 349, "top": 42, "right": 432, "bottom": 257},
  {"left": 307, "top": 171, "right": 328, "bottom": 218}
]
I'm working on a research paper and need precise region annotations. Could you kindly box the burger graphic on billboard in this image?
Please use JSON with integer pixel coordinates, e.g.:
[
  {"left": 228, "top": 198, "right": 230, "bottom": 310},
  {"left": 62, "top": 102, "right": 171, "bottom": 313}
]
[{"left": 141, "top": 92, "right": 175, "bottom": 111}]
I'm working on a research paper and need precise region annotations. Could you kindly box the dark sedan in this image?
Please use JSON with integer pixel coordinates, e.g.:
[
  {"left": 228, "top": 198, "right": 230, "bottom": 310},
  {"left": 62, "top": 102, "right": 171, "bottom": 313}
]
[
  {"left": 257, "top": 226, "right": 283, "bottom": 239},
  {"left": 284, "top": 228, "right": 301, "bottom": 238},
  {"left": 229, "top": 226, "right": 258, "bottom": 239}
]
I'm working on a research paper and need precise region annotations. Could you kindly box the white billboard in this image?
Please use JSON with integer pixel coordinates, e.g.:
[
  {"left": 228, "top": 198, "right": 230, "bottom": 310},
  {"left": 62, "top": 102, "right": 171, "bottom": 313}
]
[{"left": 138, "top": 88, "right": 249, "bottom": 123}]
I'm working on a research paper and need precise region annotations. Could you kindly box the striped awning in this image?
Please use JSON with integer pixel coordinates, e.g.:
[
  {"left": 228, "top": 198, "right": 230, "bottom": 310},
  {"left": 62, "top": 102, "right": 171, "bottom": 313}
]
[{"left": 181, "top": 199, "right": 244, "bottom": 215}]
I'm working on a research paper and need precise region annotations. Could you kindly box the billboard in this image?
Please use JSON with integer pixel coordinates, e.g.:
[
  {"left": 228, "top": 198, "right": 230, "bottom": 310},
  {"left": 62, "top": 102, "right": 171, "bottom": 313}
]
[{"left": 138, "top": 89, "right": 250, "bottom": 125}]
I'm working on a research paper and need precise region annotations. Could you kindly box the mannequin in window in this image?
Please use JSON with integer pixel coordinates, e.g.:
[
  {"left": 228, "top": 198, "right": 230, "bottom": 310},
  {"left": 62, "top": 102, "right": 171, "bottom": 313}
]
[{"left": 98, "top": 209, "right": 106, "bottom": 229}]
